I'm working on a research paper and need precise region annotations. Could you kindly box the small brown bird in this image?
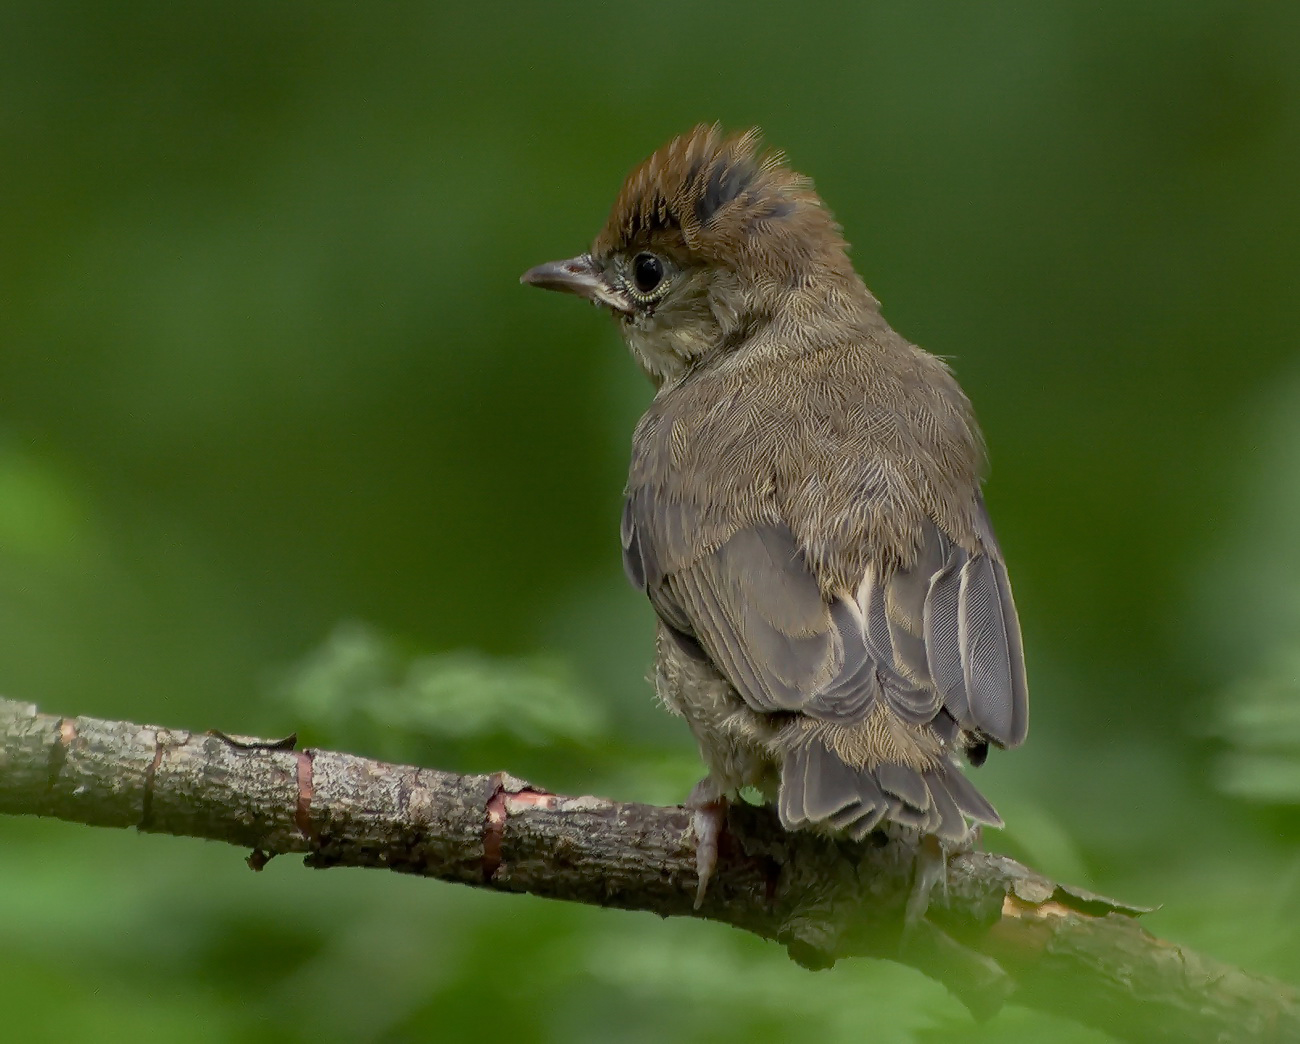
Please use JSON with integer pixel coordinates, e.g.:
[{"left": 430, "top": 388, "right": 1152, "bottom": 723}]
[{"left": 523, "top": 125, "right": 1028, "bottom": 903}]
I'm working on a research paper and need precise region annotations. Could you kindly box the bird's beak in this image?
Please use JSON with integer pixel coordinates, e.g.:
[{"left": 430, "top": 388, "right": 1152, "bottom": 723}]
[{"left": 520, "top": 254, "right": 635, "bottom": 316}]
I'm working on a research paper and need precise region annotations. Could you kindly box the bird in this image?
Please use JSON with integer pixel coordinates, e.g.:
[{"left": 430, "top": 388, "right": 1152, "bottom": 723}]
[{"left": 522, "top": 125, "right": 1028, "bottom": 906}]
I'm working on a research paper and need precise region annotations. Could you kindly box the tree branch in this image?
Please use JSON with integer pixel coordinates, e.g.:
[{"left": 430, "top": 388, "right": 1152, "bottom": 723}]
[{"left": 1, "top": 696, "right": 1294, "bottom": 1041}]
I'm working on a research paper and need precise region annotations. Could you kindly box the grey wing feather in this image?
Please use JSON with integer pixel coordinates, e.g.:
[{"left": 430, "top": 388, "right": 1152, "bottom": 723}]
[
  {"left": 622, "top": 493, "right": 694, "bottom": 636},
  {"left": 800, "top": 600, "right": 881, "bottom": 722},
  {"left": 862, "top": 582, "right": 934, "bottom": 721},
  {"left": 924, "top": 563, "right": 968, "bottom": 722},
  {"left": 623, "top": 488, "right": 1027, "bottom": 748},
  {"left": 622, "top": 488, "right": 892, "bottom": 723},
  {"left": 667, "top": 525, "right": 839, "bottom": 713},
  {"left": 622, "top": 482, "right": 1026, "bottom": 846},
  {"left": 923, "top": 500, "right": 1028, "bottom": 749},
  {"left": 958, "top": 555, "right": 1018, "bottom": 744},
  {"left": 620, "top": 497, "right": 647, "bottom": 590},
  {"left": 622, "top": 490, "right": 846, "bottom": 713}
]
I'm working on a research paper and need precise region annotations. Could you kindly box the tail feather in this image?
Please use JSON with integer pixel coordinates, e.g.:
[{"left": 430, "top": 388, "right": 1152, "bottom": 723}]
[
  {"left": 887, "top": 801, "right": 931, "bottom": 832},
  {"left": 781, "top": 739, "right": 886, "bottom": 838},
  {"left": 777, "top": 755, "right": 806, "bottom": 828},
  {"left": 876, "top": 763, "right": 931, "bottom": 812},
  {"left": 835, "top": 800, "right": 888, "bottom": 840},
  {"left": 803, "top": 742, "right": 867, "bottom": 821},
  {"left": 779, "top": 740, "right": 1003, "bottom": 841},
  {"left": 936, "top": 760, "right": 1004, "bottom": 828},
  {"left": 922, "top": 769, "right": 966, "bottom": 838}
]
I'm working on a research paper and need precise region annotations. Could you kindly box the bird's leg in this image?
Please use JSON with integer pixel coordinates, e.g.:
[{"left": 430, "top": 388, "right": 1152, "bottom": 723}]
[
  {"left": 686, "top": 778, "right": 728, "bottom": 909},
  {"left": 904, "top": 832, "right": 950, "bottom": 934},
  {"left": 903, "top": 824, "right": 980, "bottom": 934}
]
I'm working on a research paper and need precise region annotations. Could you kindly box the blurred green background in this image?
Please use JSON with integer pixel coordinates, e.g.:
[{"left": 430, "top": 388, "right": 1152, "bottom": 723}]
[{"left": 2, "top": 2, "right": 1299, "bottom": 1041}]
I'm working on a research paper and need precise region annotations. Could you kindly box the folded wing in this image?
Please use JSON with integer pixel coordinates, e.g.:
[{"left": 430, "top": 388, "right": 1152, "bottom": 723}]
[{"left": 622, "top": 488, "right": 1028, "bottom": 837}]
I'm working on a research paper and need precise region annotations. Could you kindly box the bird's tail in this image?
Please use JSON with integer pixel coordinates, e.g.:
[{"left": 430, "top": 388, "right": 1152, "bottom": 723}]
[{"left": 777, "top": 738, "right": 1002, "bottom": 841}]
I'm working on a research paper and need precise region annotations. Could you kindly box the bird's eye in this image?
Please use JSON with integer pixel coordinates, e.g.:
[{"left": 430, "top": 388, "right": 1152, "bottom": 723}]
[{"left": 631, "top": 252, "right": 665, "bottom": 296}]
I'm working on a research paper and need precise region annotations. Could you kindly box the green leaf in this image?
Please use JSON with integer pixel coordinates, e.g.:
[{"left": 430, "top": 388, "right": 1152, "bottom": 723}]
[{"left": 276, "top": 620, "right": 609, "bottom": 750}]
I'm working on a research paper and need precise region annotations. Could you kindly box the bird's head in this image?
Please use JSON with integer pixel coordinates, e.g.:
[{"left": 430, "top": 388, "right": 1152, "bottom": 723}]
[{"left": 522, "top": 125, "right": 873, "bottom": 385}]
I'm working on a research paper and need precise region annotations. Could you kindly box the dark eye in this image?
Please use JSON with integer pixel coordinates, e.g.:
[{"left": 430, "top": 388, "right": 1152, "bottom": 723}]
[{"left": 632, "top": 252, "right": 664, "bottom": 295}]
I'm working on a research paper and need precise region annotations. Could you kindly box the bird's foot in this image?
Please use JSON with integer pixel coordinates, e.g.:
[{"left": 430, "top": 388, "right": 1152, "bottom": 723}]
[
  {"left": 903, "top": 832, "right": 949, "bottom": 937},
  {"left": 686, "top": 779, "right": 728, "bottom": 909}
]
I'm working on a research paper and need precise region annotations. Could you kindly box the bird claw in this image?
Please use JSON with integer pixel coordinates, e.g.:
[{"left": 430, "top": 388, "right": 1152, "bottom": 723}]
[
  {"left": 686, "top": 781, "right": 728, "bottom": 909},
  {"left": 903, "top": 833, "right": 949, "bottom": 939}
]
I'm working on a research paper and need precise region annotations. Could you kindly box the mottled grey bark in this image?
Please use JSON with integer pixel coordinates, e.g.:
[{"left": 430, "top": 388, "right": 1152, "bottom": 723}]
[{"left": 1, "top": 697, "right": 1295, "bottom": 1041}]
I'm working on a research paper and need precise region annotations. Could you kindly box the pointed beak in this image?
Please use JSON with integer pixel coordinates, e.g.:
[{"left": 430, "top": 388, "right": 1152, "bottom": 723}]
[{"left": 520, "top": 254, "right": 635, "bottom": 316}]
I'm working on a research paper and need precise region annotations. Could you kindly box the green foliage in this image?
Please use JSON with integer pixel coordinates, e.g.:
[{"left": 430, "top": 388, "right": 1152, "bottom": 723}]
[
  {"left": 2, "top": 2, "right": 1300, "bottom": 1041},
  {"left": 1208, "top": 375, "right": 1300, "bottom": 806},
  {"left": 1217, "top": 651, "right": 1300, "bottom": 803},
  {"left": 278, "top": 620, "right": 609, "bottom": 752}
]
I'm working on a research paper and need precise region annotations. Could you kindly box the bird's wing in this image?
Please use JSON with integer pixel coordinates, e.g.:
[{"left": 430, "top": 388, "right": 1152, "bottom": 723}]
[
  {"left": 621, "top": 489, "right": 1027, "bottom": 750},
  {"left": 922, "top": 498, "right": 1029, "bottom": 749}
]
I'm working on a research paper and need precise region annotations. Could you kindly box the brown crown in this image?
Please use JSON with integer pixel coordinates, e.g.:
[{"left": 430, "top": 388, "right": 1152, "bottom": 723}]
[{"left": 591, "top": 124, "right": 848, "bottom": 271}]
